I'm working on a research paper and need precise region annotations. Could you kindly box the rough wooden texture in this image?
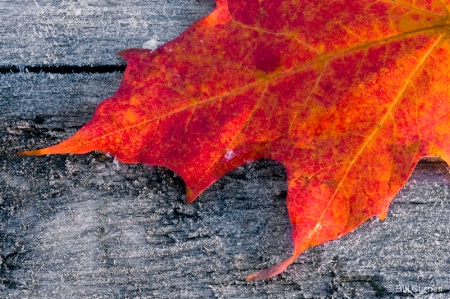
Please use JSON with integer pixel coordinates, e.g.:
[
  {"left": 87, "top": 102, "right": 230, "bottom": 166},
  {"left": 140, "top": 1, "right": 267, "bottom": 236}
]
[
  {"left": 0, "top": 0, "right": 215, "bottom": 66},
  {"left": 2, "top": 1, "right": 450, "bottom": 298}
]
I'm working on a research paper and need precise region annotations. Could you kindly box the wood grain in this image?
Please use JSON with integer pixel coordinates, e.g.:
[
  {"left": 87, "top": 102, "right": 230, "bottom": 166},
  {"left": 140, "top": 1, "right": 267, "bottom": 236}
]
[{"left": 0, "top": 0, "right": 214, "bottom": 66}]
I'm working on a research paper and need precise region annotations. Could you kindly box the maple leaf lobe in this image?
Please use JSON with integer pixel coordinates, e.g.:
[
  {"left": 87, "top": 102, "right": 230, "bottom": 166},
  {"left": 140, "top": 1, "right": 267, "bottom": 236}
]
[{"left": 22, "top": 0, "right": 450, "bottom": 281}]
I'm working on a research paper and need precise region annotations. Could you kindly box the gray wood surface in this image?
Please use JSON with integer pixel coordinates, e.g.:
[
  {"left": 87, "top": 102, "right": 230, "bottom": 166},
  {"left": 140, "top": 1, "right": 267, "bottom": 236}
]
[
  {"left": 0, "top": 0, "right": 215, "bottom": 66},
  {"left": 1, "top": 1, "right": 450, "bottom": 298}
]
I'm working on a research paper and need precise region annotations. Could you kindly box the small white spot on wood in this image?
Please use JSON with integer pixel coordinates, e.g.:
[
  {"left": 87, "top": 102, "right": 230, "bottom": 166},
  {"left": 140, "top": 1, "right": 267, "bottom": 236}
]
[
  {"left": 113, "top": 157, "right": 121, "bottom": 170},
  {"left": 143, "top": 36, "right": 163, "bottom": 50}
]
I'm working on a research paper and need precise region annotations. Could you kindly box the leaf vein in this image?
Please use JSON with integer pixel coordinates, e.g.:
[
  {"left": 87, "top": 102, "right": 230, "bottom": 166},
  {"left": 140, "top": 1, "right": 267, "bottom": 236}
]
[{"left": 307, "top": 30, "right": 448, "bottom": 239}]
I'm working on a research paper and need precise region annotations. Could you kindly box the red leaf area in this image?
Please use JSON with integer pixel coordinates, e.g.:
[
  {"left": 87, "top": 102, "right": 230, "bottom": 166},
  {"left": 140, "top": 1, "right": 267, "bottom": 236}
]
[{"left": 22, "top": 0, "right": 450, "bottom": 280}]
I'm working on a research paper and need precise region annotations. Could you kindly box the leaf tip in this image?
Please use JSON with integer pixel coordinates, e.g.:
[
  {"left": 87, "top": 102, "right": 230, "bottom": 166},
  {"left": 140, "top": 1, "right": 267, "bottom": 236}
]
[
  {"left": 185, "top": 187, "right": 198, "bottom": 204},
  {"left": 245, "top": 268, "right": 279, "bottom": 282},
  {"left": 18, "top": 141, "right": 75, "bottom": 156},
  {"left": 18, "top": 149, "right": 46, "bottom": 156},
  {"left": 245, "top": 256, "right": 296, "bottom": 281},
  {"left": 117, "top": 48, "right": 151, "bottom": 63}
]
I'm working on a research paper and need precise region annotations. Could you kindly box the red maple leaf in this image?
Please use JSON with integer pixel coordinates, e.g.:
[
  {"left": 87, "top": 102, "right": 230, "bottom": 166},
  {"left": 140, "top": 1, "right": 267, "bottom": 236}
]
[{"left": 22, "top": 0, "right": 450, "bottom": 280}]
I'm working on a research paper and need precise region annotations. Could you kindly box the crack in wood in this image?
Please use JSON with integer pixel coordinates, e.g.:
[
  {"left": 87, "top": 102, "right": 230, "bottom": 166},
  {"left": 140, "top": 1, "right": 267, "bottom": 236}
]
[{"left": 0, "top": 65, "right": 125, "bottom": 75}]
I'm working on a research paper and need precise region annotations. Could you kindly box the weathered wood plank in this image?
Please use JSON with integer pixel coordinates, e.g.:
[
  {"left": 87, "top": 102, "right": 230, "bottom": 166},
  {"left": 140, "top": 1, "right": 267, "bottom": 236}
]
[
  {"left": 0, "top": 0, "right": 214, "bottom": 67},
  {"left": 2, "top": 72, "right": 450, "bottom": 298}
]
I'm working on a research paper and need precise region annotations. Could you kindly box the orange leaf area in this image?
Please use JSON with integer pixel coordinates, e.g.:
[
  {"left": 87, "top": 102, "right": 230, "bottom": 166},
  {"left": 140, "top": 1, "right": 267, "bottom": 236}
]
[{"left": 22, "top": 0, "right": 450, "bottom": 280}]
